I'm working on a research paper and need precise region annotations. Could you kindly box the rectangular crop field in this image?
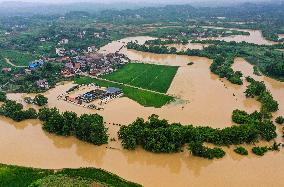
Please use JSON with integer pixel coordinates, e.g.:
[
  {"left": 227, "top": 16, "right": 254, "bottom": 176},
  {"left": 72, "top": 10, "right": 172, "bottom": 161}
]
[
  {"left": 102, "top": 63, "right": 178, "bottom": 93},
  {"left": 75, "top": 77, "right": 174, "bottom": 108}
]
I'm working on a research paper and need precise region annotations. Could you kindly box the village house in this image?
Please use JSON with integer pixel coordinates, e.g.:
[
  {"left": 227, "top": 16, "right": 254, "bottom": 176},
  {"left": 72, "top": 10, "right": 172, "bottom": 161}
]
[
  {"left": 55, "top": 56, "right": 70, "bottom": 63},
  {"left": 74, "top": 62, "right": 81, "bottom": 70},
  {"left": 65, "top": 62, "right": 74, "bottom": 69},
  {"left": 2, "top": 68, "right": 12, "bottom": 73},
  {"left": 58, "top": 38, "right": 69, "bottom": 45},
  {"left": 89, "top": 68, "right": 103, "bottom": 76},
  {"left": 87, "top": 46, "right": 97, "bottom": 53},
  {"left": 29, "top": 60, "right": 45, "bottom": 70},
  {"left": 61, "top": 68, "right": 74, "bottom": 78},
  {"left": 24, "top": 69, "right": 32, "bottom": 74},
  {"left": 36, "top": 79, "right": 49, "bottom": 89},
  {"left": 55, "top": 48, "right": 66, "bottom": 56}
]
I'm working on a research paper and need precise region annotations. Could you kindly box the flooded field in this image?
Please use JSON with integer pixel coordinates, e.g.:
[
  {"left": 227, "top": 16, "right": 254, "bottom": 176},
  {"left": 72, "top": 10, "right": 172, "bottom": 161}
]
[
  {"left": 200, "top": 26, "right": 278, "bottom": 45},
  {"left": 2, "top": 35, "right": 284, "bottom": 187},
  {"left": 166, "top": 42, "right": 210, "bottom": 51}
]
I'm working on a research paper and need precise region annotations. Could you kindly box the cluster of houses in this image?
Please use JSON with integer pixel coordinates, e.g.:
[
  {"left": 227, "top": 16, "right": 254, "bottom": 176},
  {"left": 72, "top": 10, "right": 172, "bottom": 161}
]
[
  {"left": 55, "top": 45, "right": 97, "bottom": 57},
  {"left": 58, "top": 52, "right": 130, "bottom": 78},
  {"left": 1, "top": 58, "right": 50, "bottom": 90},
  {"left": 88, "top": 53, "right": 130, "bottom": 76},
  {"left": 62, "top": 84, "right": 123, "bottom": 110}
]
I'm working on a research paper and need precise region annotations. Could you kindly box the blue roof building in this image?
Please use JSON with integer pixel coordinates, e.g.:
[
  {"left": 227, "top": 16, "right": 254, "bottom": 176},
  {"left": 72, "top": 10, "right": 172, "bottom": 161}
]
[
  {"left": 106, "top": 87, "right": 122, "bottom": 94},
  {"left": 29, "top": 60, "right": 45, "bottom": 70}
]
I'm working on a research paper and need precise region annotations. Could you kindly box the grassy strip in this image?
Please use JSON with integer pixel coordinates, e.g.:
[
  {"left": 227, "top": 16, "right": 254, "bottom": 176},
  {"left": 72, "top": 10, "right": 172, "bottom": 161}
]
[
  {"left": 102, "top": 63, "right": 178, "bottom": 93},
  {"left": 74, "top": 77, "right": 174, "bottom": 108},
  {"left": 0, "top": 164, "right": 141, "bottom": 187},
  {"left": 0, "top": 50, "right": 38, "bottom": 66}
]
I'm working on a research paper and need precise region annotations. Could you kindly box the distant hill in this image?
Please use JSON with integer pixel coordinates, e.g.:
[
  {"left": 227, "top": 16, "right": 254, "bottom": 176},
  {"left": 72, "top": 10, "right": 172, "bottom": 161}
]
[{"left": 0, "top": 1, "right": 157, "bottom": 16}]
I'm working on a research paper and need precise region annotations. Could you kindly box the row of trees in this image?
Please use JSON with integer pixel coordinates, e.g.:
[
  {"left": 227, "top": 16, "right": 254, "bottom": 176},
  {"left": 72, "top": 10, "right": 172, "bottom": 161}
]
[
  {"left": 0, "top": 97, "right": 108, "bottom": 145},
  {"left": 118, "top": 114, "right": 277, "bottom": 158},
  {"left": 252, "top": 143, "right": 281, "bottom": 156},
  {"left": 25, "top": 94, "right": 48, "bottom": 106},
  {"left": 145, "top": 39, "right": 185, "bottom": 45},
  {"left": 127, "top": 42, "right": 177, "bottom": 54},
  {"left": 245, "top": 77, "right": 279, "bottom": 114},
  {"left": 210, "top": 56, "right": 243, "bottom": 85},
  {"left": 234, "top": 147, "right": 248, "bottom": 155},
  {"left": 0, "top": 100, "right": 38, "bottom": 122},
  {"left": 188, "top": 142, "right": 225, "bottom": 159},
  {"left": 38, "top": 108, "right": 108, "bottom": 145}
]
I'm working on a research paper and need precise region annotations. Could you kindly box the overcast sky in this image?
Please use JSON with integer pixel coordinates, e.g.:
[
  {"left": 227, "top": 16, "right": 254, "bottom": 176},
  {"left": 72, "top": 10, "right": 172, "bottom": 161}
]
[{"left": 0, "top": 0, "right": 271, "bottom": 4}]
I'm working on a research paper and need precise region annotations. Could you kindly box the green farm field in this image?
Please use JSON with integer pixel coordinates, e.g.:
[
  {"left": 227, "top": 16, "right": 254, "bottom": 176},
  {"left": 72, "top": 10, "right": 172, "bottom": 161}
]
[
  {"left": 0, "top": 163, "right": 141, "bottom": 187},
  {"left": 75, "top": 77, "right": 174, "bottom": 108},
  {"left": 102, "top": 63, "right": 178, "bottom": 93}
]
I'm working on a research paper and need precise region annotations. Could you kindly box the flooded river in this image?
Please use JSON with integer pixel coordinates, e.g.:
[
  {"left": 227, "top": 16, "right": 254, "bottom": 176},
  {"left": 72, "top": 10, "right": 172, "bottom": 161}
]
[
  {"left": 200, "top": 26, "right": 279, "bottom": 45},
  {"left": 1, "top": 35, "right": 284, "bottom": 187}
]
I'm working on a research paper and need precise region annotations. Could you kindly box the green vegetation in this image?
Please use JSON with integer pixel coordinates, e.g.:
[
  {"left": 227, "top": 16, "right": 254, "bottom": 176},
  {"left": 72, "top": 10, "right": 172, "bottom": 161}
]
[
  {"left": 275, "top": 116, "right": 284, "bottom": 124},
  {"left": 127, "top": 39, "right": 284, "bottom": 83},
  {"left": 245, "top": 77, "right": 279, "bottom": 113},
  {"left": 188, "top": 142, "right": 225, "bottom": 159},
  {"left": 232, "top": 110, "right": 262, "bottom": 124},
  {"left": 30, "top": 174, "right": 93, "bottom": 187},
  {"left": 253, "top": 66, "right": 261, "bottom": 76},
  {"left": 0, "top": 163, "right": 141, "bottom": 187},
  {"left": 74, "top": 77, "right": 174, "bottom": 108},
  {"left": 193, "top": 40, "right": 284, "bottom": 81},
  {"left": 0, "top": 91, "right": 7, "bottom": 102},
  {"left": 0, "top": 62, "right": 64, "bottom": 93},
  {"left": 102, "top": 63, "right": 178, "bottom": 93},
  {"left": 127, "top": 41, "right": 177, "bottom": 55},
  {"left": 234, "top": 147, "right": 248, "bottom": 155},
  {"left": 145, "top": 39, "right": 185, "bottom": 45},
  {"left": 34, "top": 94, "right": 48, "bottom": 106},
  {"left": 0, "top": 100, "right": 38, "bottom": 122},
  {"left": 118, "top": 114, "right": 277, "bottom": 157},
  {"left": 252, "top": 142, "right": 281, "bottom": 156},
  {"left": 210, "top": 56, "right": 243, "bottom": 85},
  {"left": 252, "top": 146, "right": 268, "bottom": 156},
  {"left": 127, "top": 42, "right": 243, "bottom": 85},
  {"left": 38, "top": 107, "right": 108, "bottom": 145},
  {"left": 147, "top": 26, "right": 250, "bottom": 42},
  {"left": 0, "top": 50, "right": 38, "bottom": 66},
  {"left": 0, "top": 99, "right": 108, "bottom": 145}
]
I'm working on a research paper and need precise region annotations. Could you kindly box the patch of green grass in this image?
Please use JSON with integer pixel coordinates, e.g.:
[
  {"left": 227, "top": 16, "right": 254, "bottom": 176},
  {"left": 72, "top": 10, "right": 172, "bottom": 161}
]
[
  {"left": 75, "top": 77, "right": 174, "bottom": 108},
  {"left": 0, "top": 164, "right": 141, "bottom": 187},
  {"left": 0, "top": 50, "right": 39, "bottom": 66},
  {"left": 102, "top": 63, "right": 178, "bottom": 93},
  {"left": 29, "top": 174, "right": 93, "bottom": 187},
  {"left": 0, "top": 164, "right": 52, "bottom": 187}
]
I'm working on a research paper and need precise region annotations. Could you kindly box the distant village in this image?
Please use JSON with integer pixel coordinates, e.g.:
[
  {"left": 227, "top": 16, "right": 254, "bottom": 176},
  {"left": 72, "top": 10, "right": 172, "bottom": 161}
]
[{"left": 2, "top": 40, "right": 130, "bottom": 91}]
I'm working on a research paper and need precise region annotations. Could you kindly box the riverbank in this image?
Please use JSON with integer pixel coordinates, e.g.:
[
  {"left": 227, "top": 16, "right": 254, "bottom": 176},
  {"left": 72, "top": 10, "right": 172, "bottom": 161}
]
[
  {"left": 0, "top": 163, "right": 141, "bottom": 187},
  {"left": 1, "top": 35, "right": 284, "bottom": 187}
]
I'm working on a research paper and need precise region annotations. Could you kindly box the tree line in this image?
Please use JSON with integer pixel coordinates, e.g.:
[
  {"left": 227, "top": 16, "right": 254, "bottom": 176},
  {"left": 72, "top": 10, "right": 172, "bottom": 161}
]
[
  {"left": 0, "top": 96, "right": 108, "bottom": 145},
  {"left": 118, "top": 114, "right": 277, "bottom": 159}
]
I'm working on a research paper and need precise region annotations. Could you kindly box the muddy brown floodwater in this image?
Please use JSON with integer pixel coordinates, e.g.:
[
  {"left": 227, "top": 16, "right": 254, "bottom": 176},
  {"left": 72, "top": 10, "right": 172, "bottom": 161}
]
[
  {"left": 200, "top": 26, "right": 279, "bottom": 45},
  {"left": 1, "top": 35, "right": 284, "bottom": 187}
]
